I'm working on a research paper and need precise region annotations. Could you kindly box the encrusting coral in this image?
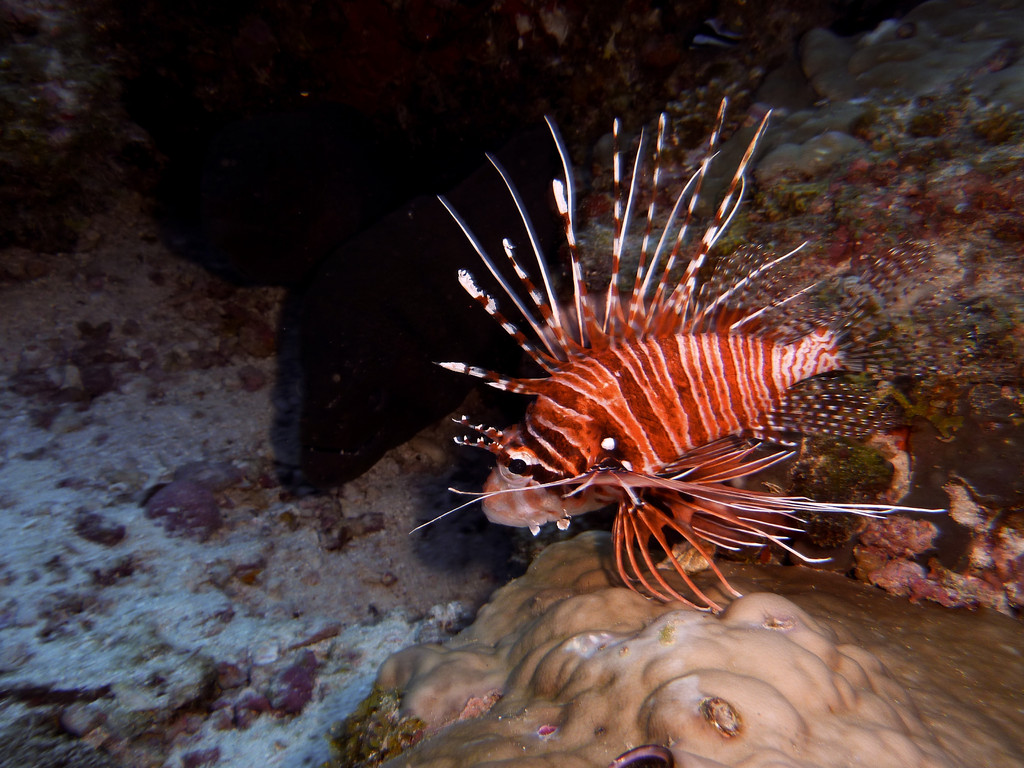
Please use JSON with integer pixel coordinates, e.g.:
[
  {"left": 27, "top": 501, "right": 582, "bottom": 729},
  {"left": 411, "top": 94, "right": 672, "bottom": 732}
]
[{"left": 348, "top": 532, "right": 1024, "bottom": 768}]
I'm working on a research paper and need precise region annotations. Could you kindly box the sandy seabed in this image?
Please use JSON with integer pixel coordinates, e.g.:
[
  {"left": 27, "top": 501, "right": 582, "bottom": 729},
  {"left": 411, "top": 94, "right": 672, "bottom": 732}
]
[{"left": 0, "top": 196, "right": 512, "bottom": 768}]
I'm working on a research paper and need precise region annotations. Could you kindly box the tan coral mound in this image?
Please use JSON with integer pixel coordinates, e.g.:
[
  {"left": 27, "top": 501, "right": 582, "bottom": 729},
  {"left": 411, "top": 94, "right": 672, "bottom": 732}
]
[{"left": 375, "top": 532, "right": 1024, "bottom": 768}]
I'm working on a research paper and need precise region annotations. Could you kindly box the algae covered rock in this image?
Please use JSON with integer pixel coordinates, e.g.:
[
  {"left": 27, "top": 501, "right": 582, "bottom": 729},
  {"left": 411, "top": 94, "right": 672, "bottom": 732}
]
[
  {"left": 799, "top": 0, "right": 1024, "bottom": 106},
  {"left": 355, "top": 532, "right": 1023, "bottom": 768},
  {"left": 754, "top": 0, "right": 1024, "bottom": 183}
]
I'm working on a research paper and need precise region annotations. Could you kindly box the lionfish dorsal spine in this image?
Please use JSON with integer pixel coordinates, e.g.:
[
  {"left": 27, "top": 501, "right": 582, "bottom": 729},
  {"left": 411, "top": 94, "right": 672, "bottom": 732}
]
[
  {"left": 453, "top": 268, "right": 557, "bottom": 374},
  {"left": 437, "top": 195, "right": 553, "bottom": 355},
  {"left": 640, "top": 100, "right": 729, "bottom": 337},
  {"left": 483, "top": 153, "right": 571, "bottom": 352},
  {"left": 707, "top": 242, "right": 810, "bottom": 331},
  {"left": 667, "top": 107, "right": 773, "bottom": 331},
  {"left": 625, "top": 113, "right": 667, "bottom": 333},
  {"left": 544, "top": 115, "right": 596, "bottom": 350},
  {"left": 636, "top": 156, "right": 701, "bottom": 317},
  {"left": 605, "top": 117, "right": 649, "bottom": 335}
]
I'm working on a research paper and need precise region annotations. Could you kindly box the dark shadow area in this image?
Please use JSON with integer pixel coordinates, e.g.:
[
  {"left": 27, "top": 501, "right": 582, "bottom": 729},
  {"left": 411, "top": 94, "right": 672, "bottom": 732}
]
[
  {"left": 292, "top": 126, "right": 563, "bottom": 488},
  {"left": 107, "top": 0, "right": 941, "bottom": 497},
  {"left": 829, "top": 0, "right": 932, "bottom": 34},
  {"left": 410, "top": 450, "right": 525, "bottom": 586},
  {"left": 122, "top": 80, "right": 566, "bottom": 491}
]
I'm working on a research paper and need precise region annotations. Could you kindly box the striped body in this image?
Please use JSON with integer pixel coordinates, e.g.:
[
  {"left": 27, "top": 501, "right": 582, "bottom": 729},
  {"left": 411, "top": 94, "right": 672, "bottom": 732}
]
[
  {"left": 523, "top": 330, "right": 843, "bottom": 479},
  {"left": 435, "top": 101, "right": 932, "bottom": 611}
]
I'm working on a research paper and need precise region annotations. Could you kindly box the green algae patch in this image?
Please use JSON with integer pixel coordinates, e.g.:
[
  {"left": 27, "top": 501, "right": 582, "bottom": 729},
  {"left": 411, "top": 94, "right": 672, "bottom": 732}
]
[
  {"left": 326, "top": 688, "right": 426, "bottom": 768},
  {"left": 790, "top": 436, "right": 895, "bottom": 504},
  {"left": 890, "top": 380, "right": 965, "bottom": 441}
]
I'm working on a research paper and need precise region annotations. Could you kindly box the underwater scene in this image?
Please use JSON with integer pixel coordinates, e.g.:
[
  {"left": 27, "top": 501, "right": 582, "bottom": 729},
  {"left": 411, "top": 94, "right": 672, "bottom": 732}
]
[{"left": 0, "top": 0, "right": 1022, "bottom": 766}]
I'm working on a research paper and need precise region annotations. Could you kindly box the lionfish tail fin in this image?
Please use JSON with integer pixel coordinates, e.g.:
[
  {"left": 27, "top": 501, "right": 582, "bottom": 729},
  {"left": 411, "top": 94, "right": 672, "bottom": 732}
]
[
  {"left": 841, "top": 242, "right": 947, "bottom": 377},
  {"left": 719, "top": 240, "right": 942, "bottom": 385}
]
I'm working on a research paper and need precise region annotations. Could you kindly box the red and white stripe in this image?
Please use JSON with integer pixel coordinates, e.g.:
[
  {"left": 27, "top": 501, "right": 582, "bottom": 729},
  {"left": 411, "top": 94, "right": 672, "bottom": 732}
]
[{"left": 522, "top": 332, "right": 844, "bottom": 476}]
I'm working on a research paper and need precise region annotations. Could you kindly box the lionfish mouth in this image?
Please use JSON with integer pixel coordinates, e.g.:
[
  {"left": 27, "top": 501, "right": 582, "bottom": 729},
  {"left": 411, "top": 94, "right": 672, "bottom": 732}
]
[{"left": 428, "top": 99, "right": 943, "bottom": 611}]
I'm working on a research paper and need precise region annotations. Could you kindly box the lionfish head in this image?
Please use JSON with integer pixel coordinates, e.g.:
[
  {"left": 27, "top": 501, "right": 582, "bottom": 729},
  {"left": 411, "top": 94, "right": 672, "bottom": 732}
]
[{"left": 459, "top": 420, "right": 608, "bottom": 534}]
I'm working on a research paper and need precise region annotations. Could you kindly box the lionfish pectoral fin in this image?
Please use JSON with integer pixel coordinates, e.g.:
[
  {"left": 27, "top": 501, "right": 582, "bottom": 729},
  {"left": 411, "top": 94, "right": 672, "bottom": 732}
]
[
  {"left": 613, "top": 502, "right": 714, "bottom": 609},
  {"left": 659, "top": 435, "right": 762, "bottom": 478},
  {"left": 613, "top": 496, "right": 736, "bottom": 611}
]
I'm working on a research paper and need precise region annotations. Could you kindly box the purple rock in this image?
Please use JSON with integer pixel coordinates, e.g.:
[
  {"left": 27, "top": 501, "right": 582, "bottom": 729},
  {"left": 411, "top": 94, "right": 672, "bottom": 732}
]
[
  {"left": 237, "top": 365, "right": 267, "bottom": 392},
  {"left": 145, "top": 481, "right": 223, "bottom": 542},
  {"left": 270, "top": 650, "right": 317, "bottom": 715},
  {"left": 216, "top": 661, "right": 248, "bottom": 690},
  {"left": 233, "top": 689, "right": 272, "bottom": 729}
]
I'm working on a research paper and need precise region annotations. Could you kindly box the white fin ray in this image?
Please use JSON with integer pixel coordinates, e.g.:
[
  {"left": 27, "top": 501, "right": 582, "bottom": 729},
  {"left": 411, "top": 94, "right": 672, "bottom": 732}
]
[
  {"left": 484, "top": 154, "right": 570, "bottom": 352},
  {"left": 604, "top": 120, "right": 647, "bottom": 333},
  {"left": 697, "top": 242, "right": 808, "bottom": 328},
  {"left": 626, "top": 113, "right": 666, "bottom": 332},
  {"left": 665, "top": 107, "right": 772, "bottom": 327},
  {"left": 438, "top": 195, "right": 559, "bottom": 358},
  {"left": 642, "top": 99, "right": 728, "bottom": 336},
  {"left": 456, "top": 269, "right": 558, "bottom": 373}
]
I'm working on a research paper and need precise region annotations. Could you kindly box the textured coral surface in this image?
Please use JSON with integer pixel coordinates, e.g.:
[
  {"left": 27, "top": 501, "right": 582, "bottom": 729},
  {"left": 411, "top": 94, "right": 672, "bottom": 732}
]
[{"left": 374, "top": 532, "right": 1024, "bottom": 768}]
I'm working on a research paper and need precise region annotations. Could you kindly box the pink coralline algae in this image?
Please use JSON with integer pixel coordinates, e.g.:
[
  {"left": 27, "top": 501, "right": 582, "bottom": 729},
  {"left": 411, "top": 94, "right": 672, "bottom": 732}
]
[
  {"left": 854, "top": 517, "right": 939, "bottom": 600},
  {"left": 855, "top": 508, "right": 1024, "bottom": 613},
  {"left": 859, "top": 517, "right": 938, "bottom": 559}
]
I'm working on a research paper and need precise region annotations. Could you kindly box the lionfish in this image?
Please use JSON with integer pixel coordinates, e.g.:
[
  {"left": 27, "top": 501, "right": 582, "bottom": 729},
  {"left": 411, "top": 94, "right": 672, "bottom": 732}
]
[{"left": 434, "top": 100, "right": 929, "bottom": 611}]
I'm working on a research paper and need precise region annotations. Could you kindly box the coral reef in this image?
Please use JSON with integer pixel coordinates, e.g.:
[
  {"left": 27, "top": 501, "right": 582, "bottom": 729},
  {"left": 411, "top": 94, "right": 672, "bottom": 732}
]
[
  {"left": 799, "top": 0, "right": 1024, "bottom": 106},
  {"left": 362, "top": 532, "right": 1024, "bottom": 768},
  {"left": 853, "top": 488, "right": 1024, "bottom": 614},
  {"left": 3, "top": 1, "right": 1024, "bottom": 765},
  {"left": 0, "top": 199, "right": 516, "bottom": 766}
]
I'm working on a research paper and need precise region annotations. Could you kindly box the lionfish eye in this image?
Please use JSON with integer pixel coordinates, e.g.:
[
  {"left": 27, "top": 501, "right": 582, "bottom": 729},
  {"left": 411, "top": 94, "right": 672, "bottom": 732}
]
[{"left": 507, "top": 458, "right": 529, "bottom": 475}]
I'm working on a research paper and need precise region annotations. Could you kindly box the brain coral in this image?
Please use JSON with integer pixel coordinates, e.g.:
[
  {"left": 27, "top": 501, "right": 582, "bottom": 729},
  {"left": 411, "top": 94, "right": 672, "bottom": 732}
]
[{"left": 372, "top": 532, "right": 1023, "bottom": 768}]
